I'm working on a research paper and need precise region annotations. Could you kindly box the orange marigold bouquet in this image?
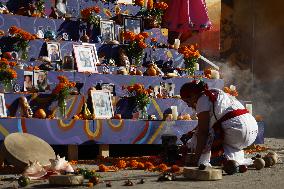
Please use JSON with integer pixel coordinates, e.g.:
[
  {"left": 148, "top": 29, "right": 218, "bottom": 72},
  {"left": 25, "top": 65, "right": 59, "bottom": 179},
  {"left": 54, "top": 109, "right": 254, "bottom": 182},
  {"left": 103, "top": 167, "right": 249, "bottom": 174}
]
[
  {"left": 123, "top": 31, "right": 149, "bottom": 66},
  {"left": 8, "top": 26, "right": 37, "bottom": 60},
  {"left": 137, "top": 1, "right": 168, "bottom": 26},
  {"left": 81, "top": 6, "right": 101, "bottom": 26},
  {"left": 52, "top": 76, "right": 76, "bottom": 118},
  {"left": 0, "top": 58, "right": 17, "bottom": 87},
  {"left": 178, "top": 44, "right": 200, "bottom": 75},
  {"left": 123, "top": 83, "right": 152, "bottom": 119}
]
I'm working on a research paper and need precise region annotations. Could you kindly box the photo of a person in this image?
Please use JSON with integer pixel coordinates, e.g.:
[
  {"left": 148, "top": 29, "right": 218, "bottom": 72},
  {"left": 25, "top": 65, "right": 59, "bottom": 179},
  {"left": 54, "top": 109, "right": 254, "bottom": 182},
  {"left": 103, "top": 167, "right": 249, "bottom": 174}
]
[
  {"left": 79, "top": 50, "right": 92, "bottom": 67},
  {"left": 34, "top": 71, "right": 48, "bottom": 92},
  {"left": 91, "top": 91, "right": 113, "bottom": 119},
  {"left": 100, "top": 20, "right": 115, "bottom": 43},
  {"left": 47, "top": 42, "right": 61, "bottom": 62},
  {"left": 73, "top": 44, "right": 98, "bottom": 73},
  {"left": 23, "top": 72, "right": 33, "bottom": 91},
  {"left": 124, "top": 18, "right": 142, "bottom": 34}
]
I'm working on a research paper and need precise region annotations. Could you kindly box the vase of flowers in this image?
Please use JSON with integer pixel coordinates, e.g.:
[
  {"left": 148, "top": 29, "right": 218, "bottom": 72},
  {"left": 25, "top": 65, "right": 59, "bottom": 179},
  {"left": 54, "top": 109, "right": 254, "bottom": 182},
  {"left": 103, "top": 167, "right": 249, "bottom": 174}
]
[
  {"left": 123, "top": 83, "right": 152, "bottom": 120},
  {"left": 0, "top": 58, "right": 17, "bottom": 93},
  {"left": 8, "top": 26, "right": 36, "bottom": 61},
  {"left": 81, "top": 6, "right": 101, "bottom": 38},
  {"left": 52, "top": 76, "right": 76, "bottom": 119},
  {"left": 178, "top": 44, "right": 201, "bottom": 76},
  {"left": 137, "top": 1, "right": 168, "bottom": 29},
  {"left": 123, "top": 31, "right": 149, "bottom": 66}
]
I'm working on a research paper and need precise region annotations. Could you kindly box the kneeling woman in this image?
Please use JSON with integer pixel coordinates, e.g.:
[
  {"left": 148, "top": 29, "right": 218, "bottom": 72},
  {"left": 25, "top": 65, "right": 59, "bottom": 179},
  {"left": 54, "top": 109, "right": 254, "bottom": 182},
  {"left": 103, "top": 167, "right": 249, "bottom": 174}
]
[{"left": 180, "top": 80, "right": 258, "bottom": 166}]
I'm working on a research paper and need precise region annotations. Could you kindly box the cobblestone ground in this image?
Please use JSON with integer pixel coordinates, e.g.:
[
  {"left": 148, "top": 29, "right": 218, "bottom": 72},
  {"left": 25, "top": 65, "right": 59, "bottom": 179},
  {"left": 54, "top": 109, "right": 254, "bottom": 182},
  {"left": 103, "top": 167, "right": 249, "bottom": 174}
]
[{"left": 1, "top": 138, "right": 284, "bottom": 189}]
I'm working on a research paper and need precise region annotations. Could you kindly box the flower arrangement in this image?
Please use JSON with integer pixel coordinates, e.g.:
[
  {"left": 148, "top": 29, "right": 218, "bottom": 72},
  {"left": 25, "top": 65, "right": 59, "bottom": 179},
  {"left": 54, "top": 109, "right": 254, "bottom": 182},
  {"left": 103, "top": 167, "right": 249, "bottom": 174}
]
[
  {"left": 8, "top": 26, "right": 37, "bottom": 60},
  {"left": 123, "top": 31, "right": 149, "bottom": 66},
  {"left": 135, "top": 0, "right": 144, "bottom": 7},
  {"left": 0, "top": 58, "right": 17, "bottom": 89},
  {"left": 52, "top": 76, "right": 75, "bottom": 118},
  {"left": 81, "top": 6, "right": 101, "bottom": 27},
  {"left": 123, "top": 83, "right": 151, "bottom": 109},
  {"left": 34, "top": 0, "right": 45, "bottom": 17},
  {"left": 137, "top": 1, "right": 168, "bottom": 27},
  {"left": 178, "top": 44, "right": 200, "bottom": 75}
]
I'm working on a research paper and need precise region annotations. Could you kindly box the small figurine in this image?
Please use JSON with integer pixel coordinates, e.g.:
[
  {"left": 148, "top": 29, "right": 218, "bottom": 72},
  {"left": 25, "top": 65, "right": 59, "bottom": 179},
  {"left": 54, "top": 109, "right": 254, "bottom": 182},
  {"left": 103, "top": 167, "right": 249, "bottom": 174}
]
[{"left": 19, "top": 96, "right": 33, "bottom": 118}]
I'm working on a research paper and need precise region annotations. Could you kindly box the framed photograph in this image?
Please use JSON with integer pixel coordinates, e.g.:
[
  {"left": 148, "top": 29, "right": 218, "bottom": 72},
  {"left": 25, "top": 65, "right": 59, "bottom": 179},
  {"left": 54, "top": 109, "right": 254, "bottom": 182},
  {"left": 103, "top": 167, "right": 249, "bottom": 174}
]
[
  {"left": 0, "top": 93, "right": 7, "bottom": 117},
  {"left": 23, "top": 71, "right": 33, "bottom": 92},
  {"left": 101, "top": 83, "right": 116, "bottom": 96},
  {"left": 46, "top": 42, "right": 62, "bottom": 62},
  {"left": 73, "top": 44, "right": 98, "bottom": 73},
  {"left": 123, "top": 15, "right": 143, "bottom": 35},
  {"left": 100, "top": 20, "right": 115, "bottom": 43},
  {"left": 91, "top": 90, "right": 114, "bottom": 119},
  {"left": 34, "top": 71, "right": 48, "bottom": 92}
]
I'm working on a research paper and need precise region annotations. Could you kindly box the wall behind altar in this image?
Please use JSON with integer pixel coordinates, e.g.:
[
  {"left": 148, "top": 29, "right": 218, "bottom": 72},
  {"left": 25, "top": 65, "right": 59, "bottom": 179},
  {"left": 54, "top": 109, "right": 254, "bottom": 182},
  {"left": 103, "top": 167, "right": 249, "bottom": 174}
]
[{"left": 221, "top": 0, "right": 284, "bottom": 137}]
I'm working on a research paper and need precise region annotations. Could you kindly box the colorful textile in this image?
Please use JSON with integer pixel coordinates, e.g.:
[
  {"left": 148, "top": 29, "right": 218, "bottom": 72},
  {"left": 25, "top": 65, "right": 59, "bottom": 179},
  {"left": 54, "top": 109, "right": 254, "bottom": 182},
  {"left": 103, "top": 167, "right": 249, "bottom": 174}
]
[{"left": 163, "top": 0, "right": 211, "bottom": 32}]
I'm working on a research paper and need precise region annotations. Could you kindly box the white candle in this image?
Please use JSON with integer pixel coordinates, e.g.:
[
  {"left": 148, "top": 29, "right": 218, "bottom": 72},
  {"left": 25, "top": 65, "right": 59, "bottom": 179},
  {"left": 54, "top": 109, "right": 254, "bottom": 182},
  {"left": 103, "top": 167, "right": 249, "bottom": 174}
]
[
  {"left": 171, "top": 106, "right": 178, "bottom": 120},
  {"left": 245, "top": 103, "right": 253, "bottom": 114},
  {"left": 230, "top": 85, "right": 236, "bottom": 91},
  {"left": 144, "top": 0, "right": 148, "bottom": 8},
  {"left": 194, "top": 63, "right": 199, "bottom": 71},
  {"left": 174, "top": 39, "right": 180, "bottom": 49}
]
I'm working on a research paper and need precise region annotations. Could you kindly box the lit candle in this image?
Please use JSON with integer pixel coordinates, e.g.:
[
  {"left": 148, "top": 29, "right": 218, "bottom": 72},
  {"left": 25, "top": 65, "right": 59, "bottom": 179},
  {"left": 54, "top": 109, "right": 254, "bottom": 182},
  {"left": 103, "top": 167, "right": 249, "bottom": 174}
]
[
  {"left": 171, "top": 106, "right": 178, "bottom": 120},
  {"left": 174, "top": 39, "right": 180, "bottom": 49}
]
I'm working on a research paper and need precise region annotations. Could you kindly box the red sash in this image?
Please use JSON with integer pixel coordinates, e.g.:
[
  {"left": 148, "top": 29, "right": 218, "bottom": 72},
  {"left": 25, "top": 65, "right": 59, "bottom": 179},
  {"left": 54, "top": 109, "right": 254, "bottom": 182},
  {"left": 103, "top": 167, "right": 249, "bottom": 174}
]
[
  {"left": 211, "top": 109, "right": 249, "bottom": 157},
  {"left": 186, "top": 89, "right": 249, "bottom": 158}
]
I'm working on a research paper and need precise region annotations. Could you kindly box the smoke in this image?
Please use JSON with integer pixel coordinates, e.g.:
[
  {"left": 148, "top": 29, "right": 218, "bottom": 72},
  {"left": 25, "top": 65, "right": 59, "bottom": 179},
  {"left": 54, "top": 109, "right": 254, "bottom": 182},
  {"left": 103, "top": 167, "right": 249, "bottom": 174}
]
[{"left": 212, "top": 60, "right": 284, "bottom": 138}]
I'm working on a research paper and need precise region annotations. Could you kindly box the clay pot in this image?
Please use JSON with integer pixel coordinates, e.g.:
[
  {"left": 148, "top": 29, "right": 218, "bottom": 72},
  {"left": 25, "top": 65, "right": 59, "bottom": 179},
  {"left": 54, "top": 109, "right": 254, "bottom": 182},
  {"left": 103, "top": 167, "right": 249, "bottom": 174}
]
[{"left": 34, "top": 109, "right": 46, "bottom": 119}]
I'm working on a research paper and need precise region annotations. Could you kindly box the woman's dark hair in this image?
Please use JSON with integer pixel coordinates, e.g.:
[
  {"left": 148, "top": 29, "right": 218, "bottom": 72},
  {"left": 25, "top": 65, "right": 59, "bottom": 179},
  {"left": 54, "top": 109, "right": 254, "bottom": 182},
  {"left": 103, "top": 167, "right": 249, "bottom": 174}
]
[{"left": 180, "top": 80, "right": 207, "bottom": 98}]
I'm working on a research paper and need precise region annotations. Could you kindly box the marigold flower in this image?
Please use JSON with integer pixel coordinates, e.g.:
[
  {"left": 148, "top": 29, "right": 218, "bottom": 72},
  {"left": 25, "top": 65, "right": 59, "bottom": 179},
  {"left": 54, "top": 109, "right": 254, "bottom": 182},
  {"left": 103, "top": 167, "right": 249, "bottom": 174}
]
[
  {"left": 157, "top": 163, "right": 168, "bottom": 172},
  {"left": 140, "top": 32, "right": 149, "bottom": 38},
  {"left": 135, "top": 34, "right": 144, "bottom": 41},
  {"left": 116, "top": 160, "right": 127, "bottom": 169},
  {"left": 129, "top": 160, "right": 138, "bottom": 168},
  {"left": 135, "top": 0, "right": 144, "bottom": 7},
  {"left": 98, "top": 164, "right": 109, "bottom": 172},
  {"left": 147, "top": 0, "right": 154, "bottom": 9},
  {"left": 151, "top": 38, "right": 157, "bottom": 43},
  {"left": 145, "top": 162, "right": 155, "bottom": 170},
  {"left": 138, "top": 41, "right": 147, "bottom": 49}
]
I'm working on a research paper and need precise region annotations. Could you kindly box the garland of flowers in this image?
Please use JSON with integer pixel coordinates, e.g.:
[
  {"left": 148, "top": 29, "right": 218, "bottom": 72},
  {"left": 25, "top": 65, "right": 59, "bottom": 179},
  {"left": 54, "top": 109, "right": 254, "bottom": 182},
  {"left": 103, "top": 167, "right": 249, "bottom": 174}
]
[
  {"left": 123, "top": 31, "right": 149, "bottom": 66},
  {"left": 178, "top": 44, "right": 200, "bottom": 76},
  {"left": 0, "top": 58, "right": 17, "bottom": 87},
  {"left": 81, "top": 6, "right": 101, "bottom": 27},
  {"left": 8, "top": 26, "right": 37, "bottom": 61}
]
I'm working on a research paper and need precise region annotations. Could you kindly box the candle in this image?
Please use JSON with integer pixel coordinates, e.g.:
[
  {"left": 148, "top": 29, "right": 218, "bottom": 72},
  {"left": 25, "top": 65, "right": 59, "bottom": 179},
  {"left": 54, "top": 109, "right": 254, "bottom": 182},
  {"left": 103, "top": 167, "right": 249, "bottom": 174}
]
[
  {"left": 230, "top": 85, "right": 236, "bottom": 91},
  {"left": 194, "top": 63, "right": 199, "bottom": 71},
  {"left": 174, "top": 39, "right": 180, "bottom": 49},
  {"left": 144, "top": 0, "right": 148, "bottom": 8},
  {"left": 171, "top": 106, "right": 178, "bottom": 120},
  {"left": 245, "top": 103, "right": 253, "bottom": 115}
]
